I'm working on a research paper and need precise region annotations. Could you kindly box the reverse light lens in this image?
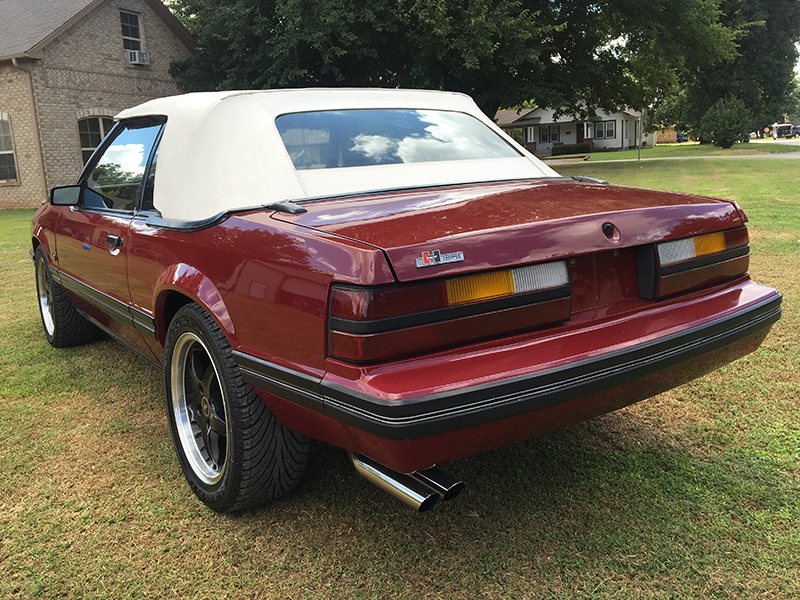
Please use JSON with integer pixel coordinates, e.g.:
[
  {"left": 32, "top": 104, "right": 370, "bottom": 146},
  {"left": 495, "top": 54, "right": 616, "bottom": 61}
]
[{"left": 513, "top": 261, "right": 571, "bottom": 293}]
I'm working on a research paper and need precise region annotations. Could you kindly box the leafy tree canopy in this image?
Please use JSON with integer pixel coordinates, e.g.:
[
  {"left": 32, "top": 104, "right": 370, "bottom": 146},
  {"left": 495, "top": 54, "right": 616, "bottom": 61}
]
[
  {"left": 650, "top": 0, "right": 800, "bottom": 136},
  {"left": 169, "top": 0, "right": 737, "bottom": 117}
]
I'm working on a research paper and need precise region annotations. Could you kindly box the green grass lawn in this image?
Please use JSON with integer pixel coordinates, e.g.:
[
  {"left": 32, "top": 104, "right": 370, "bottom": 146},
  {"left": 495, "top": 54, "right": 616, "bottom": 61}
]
[
  {"left": 554, "top": 140, "right": 799, "bottom": 162},
  {"left": 1, "top": 158, "right": 799, "bottom": 599}
]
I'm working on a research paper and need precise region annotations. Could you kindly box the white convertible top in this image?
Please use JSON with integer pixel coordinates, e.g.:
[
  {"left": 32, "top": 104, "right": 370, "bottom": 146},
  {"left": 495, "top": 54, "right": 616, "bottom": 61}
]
[{"left": 116, "top": 89, "right": 560, "bottom": 222}]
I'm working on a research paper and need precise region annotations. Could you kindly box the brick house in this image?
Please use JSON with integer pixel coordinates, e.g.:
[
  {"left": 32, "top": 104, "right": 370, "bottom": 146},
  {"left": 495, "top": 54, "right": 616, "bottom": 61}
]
[{"left": 0, "top": 0, "right": 194, "bottom": 209}]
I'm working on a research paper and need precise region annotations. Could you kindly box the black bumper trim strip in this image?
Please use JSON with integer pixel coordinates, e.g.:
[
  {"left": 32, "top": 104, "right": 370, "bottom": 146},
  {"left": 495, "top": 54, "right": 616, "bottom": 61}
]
[{"left": 232, "top": 352, "right": 326, "bottom": 414}]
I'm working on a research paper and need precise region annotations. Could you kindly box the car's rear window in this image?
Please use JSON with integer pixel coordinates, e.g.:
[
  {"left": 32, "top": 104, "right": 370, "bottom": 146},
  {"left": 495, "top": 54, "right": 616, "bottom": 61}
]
[{"left": 275, "top": 109, "right": 521, "bottom": 170}]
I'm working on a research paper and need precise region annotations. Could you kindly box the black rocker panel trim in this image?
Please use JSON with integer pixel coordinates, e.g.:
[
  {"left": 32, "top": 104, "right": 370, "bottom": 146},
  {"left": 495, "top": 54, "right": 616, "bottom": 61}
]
[
  {"left": 234, "top": 293, "right": 782, "bottom": 441},
  {"left": 330, "top": 285, "right": 570, "bottom": 335},
  {"left": 50, "top": 267, "right": 157, "bottom": 339}
]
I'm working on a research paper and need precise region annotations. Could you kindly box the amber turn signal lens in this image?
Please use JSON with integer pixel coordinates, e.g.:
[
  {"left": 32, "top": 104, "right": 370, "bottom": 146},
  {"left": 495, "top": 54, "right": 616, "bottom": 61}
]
[{"left": 446, "top": 270, "right": 514, "bottom": 305}]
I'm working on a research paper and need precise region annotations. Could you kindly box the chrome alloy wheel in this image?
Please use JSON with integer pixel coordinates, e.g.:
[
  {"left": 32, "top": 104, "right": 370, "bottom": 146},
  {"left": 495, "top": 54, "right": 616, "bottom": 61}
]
[
  {"left": 170, "top": 331, "right": 229, "bottom": 486},
  {"left": 35, "top": 255, "right": 56, "bottom": 337}
]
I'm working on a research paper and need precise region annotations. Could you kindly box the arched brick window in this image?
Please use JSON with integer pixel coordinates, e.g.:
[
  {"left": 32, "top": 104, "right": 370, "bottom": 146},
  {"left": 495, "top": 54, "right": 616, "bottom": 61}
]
[
  {"left": 78, "top": 116, "right": 114, "bottom": 164},
  {"left": 0, "top": 116, "right": 17, "bottom": 182}
]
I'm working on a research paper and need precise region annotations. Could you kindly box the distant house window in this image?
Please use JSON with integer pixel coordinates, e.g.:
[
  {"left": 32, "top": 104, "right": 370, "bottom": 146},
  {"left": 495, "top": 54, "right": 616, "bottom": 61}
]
[
  {"left": 594, "top": 121, "right": 616, "bottom": 140},
  {"left": 0, "top": 119, "right": 17, "bottom": 182},
  {"left": 79, "top": 117, "right": 114, "bottom": 165},
  {"left": 539, "top": 125, "right": 560, "bottom": 143},
  {"left": 507, "top": 128, "right": 524, "bottom": 145},
  {"left": 120, "top": 11, "right": 142, "bottom": 51}
]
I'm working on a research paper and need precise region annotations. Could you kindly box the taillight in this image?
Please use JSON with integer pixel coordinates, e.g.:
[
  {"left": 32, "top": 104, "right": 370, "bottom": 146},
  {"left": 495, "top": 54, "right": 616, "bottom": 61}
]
[
  {"left": 329, "top": 261, "right": 571, "bottom": 363},
  {"left": 638, "top": 227, "right": 749, "bottom": 300}
]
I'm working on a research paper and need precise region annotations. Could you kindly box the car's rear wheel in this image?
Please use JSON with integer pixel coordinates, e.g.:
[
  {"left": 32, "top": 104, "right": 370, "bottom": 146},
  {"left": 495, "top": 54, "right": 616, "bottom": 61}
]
[
  {"left": 34, "top": 246, "right": 99, "bottom": 347},
  {"left": 164, "top": 303, "right": 309, "bottom": 512}
]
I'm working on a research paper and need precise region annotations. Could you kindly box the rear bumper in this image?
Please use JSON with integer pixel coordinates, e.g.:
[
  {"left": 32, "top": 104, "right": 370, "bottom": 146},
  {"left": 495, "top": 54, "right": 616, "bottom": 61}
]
[
  {"left": 234, "top": 280, "right": 781, "bottom": 472},
  {"left": 323, "top": 291, "right": 781, "bottom": 439}
]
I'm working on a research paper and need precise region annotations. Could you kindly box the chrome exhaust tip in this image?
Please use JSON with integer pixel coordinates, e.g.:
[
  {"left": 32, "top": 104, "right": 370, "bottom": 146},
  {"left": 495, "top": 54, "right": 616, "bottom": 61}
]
[
  {"left": 349, "top": 452, "right": 439, "bottom": 512},
  {"left": 348, "top": 453, "right": 465, "bottom": 511},
  {"left": 412, "top": 466, "right": 466, "bottom": 502}
]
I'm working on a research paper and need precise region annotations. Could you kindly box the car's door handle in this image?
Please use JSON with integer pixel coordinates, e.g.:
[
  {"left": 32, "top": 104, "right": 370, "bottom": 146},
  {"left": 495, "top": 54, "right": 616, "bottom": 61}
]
[{"left": 106, "top": 235, "right": 124, "bottom": 247}]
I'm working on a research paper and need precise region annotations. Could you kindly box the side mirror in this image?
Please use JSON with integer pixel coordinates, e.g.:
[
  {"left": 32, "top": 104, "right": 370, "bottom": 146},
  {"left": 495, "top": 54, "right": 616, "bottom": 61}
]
[{"left": 50, "top": 185, "right": 82, "bottom": 206}]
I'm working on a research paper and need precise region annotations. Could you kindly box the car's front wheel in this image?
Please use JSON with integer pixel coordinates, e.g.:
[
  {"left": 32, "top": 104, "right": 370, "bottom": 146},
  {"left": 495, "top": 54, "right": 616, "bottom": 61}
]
[
  {"left": 164, "top": 303, "right": 309, "bottom": 512},
  {"left": 34, "top": 246, "right": 99, "bottom": 347}
]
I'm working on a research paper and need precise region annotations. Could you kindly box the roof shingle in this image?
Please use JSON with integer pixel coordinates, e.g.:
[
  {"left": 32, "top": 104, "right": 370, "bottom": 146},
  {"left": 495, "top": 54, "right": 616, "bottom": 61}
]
[{"left": 0, "top": 0, "right": 101, "bottom": 59}]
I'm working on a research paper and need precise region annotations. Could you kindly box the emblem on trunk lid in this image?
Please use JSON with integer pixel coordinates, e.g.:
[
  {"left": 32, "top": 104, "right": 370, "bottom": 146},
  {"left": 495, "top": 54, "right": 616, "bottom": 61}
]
[{"left": 416, "top": 249, "right": 465, "bottom": 268}]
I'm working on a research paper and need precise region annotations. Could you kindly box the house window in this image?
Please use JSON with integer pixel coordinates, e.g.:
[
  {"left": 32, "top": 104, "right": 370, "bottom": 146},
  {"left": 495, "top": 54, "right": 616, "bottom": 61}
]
[
  {"left": 0, "top": 118, "right": 17, "bottom": 182},
  {"left": 507, "top": 128, "right": 524, "bottom": 145},
  {"left": 539, "top": 125, "right": 560, "bottom": 143},
  {"left": 79, "top": 117, "right": 115, "bottom": 165},
  {"left": 120, "top": 11, "right": 142, "bottom": 51},
  {"left": 594, "top": 121, "right": 616, "bottom": 140}
]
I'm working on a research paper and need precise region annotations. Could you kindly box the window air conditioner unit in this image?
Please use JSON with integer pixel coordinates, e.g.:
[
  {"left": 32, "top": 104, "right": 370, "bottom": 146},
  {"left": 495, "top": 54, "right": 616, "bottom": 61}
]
[{"left": 125, "top": 50, "right": 150, "bottom": 65}]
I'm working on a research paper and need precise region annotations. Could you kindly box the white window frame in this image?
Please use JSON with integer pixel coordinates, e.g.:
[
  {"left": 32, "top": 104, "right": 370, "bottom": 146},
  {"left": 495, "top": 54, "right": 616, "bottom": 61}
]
[
  {"left": 0, "top": 114, "right": 17, "bottom": 183},
  {"left": 539, "top": 124, "right": 560, "bottom": 143},
  {"left": 79, "top": 116, "right": 115, "bottom": 165},
  {"left": 595, "top": 120, "right": 616, "bottom": 140},
  {"left": 120, "top": 11, "right": 142, "bottom": 51}
]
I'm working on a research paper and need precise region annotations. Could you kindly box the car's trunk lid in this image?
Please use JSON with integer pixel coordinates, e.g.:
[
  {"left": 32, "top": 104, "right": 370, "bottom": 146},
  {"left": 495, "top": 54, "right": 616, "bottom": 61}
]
[{"left": 272, "top": 179, "right": 744, "bottom": 283}]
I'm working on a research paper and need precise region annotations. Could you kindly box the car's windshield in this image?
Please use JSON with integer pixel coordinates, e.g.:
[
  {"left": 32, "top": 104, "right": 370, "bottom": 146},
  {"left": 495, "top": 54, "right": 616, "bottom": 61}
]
[{"left": 275, "top": 109, "right": 521, "bottom": 170}]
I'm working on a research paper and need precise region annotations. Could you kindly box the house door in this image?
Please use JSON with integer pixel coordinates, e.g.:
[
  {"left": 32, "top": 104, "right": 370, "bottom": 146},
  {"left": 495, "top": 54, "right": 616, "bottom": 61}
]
[{"left": 577, "top": 122, "right": 585, "bottom": 144}]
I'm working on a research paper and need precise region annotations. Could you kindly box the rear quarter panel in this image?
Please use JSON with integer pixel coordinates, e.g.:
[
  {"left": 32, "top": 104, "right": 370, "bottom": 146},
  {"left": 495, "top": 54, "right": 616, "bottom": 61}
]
[{"left": 126, "top": 211, "right": 395, "bottom": 376}]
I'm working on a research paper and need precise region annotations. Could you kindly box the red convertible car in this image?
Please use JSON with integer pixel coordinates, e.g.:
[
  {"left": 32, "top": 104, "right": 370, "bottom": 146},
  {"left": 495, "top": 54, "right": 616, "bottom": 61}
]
[{"left": 31, "top": 89, "right": 781, "bottom": 512}]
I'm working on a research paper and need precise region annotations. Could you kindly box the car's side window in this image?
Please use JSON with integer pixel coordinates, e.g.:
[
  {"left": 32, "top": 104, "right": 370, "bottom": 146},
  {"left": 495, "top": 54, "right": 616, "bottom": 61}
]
[{"left": 84, "top": 121, "right": 162, "bottom": 212}]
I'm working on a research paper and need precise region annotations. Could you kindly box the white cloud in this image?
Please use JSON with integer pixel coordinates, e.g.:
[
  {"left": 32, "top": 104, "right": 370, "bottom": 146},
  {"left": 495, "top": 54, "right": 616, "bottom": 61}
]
[
  {"left": 350, "top": 134, "right": 397, "bottom": 161},
  {"left": 104, "top": 143, "right": 146, "bottom": 175}
]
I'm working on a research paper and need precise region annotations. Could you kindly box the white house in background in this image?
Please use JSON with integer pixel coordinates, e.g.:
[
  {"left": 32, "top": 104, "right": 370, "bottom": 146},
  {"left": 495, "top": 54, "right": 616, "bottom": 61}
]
[{"left": 495, "top": 107, "right": 656, "bottom": 156}]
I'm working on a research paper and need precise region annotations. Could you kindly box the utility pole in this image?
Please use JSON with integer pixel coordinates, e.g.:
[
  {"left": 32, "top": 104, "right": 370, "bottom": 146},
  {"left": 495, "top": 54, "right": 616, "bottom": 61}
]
[{"left": 638, "top": 111, "right": 643, "bottom": 161}]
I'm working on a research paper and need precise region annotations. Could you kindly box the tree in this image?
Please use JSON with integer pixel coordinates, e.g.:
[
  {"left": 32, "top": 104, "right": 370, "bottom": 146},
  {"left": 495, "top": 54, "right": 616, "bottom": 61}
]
[
  {"left": 701, "top": 95, "right": 752, "bottom": 147},
  {"left": 650, "top": 0, "right": 800, "bottom": 138},
  {"left": 169, "top": 0, "right": 738, "bottom": 118}
]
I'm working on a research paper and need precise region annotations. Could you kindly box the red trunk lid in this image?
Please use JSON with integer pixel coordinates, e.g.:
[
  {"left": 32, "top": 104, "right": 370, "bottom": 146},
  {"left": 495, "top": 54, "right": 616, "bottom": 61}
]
[{"left": 274, "top": 179, "right": 743, "bottom": 282}]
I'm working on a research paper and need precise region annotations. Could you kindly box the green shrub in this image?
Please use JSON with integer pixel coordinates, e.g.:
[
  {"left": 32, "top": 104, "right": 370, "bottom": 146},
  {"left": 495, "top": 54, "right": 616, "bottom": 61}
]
[
  {"left": 551, "top": 143, "right": 592, "bottom": 156},
  {"left": 701, "top": 96, "right": 752, "bottom": 149}
]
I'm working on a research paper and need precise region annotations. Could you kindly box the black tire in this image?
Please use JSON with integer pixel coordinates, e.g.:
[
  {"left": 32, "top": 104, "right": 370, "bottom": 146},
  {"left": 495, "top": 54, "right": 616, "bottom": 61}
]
[
  {"left": 164, "top": 303, "right": 309, "bottom": 512},
  {"left": 34, "top": 246, "right": 99, "bottom": 348}
]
